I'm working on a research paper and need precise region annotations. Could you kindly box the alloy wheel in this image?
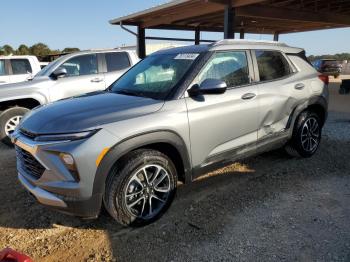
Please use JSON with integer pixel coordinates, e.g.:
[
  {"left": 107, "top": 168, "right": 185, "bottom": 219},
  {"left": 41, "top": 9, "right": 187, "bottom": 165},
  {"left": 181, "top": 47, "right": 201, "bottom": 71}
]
[
  {"left": 124, "top": 164, "right": 171, "bottom": 219},
  {"left": 4, "top": 116, "right": 22, "bottom": 136},
  {"left": 300, "top": 117, "right": 320, "bottom": 153}
]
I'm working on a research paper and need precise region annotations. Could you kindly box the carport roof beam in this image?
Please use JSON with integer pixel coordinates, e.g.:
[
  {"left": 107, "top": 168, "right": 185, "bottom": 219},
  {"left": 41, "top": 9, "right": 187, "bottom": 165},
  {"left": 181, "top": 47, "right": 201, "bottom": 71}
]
[{"left": 110, "top": 0, "right": 350, "bottom": 34}]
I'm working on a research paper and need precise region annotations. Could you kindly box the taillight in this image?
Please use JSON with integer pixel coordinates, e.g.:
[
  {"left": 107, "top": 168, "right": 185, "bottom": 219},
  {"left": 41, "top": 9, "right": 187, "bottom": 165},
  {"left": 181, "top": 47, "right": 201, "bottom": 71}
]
[{"left": 318, "top": 74, "right": 329, "bottom": 85}]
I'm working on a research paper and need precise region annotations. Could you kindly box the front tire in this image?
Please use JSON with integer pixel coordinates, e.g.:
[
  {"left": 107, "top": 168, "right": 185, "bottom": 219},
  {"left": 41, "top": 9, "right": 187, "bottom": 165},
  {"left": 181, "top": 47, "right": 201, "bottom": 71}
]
[
  {"left": 104, "top": 149, "right": 177, "bottom": 226},
  {"left": 285, "top": 111, "right": 322, "bottom": 158},
  {"left": 0, "top": 107, "right": 29, "bottom": 146}
]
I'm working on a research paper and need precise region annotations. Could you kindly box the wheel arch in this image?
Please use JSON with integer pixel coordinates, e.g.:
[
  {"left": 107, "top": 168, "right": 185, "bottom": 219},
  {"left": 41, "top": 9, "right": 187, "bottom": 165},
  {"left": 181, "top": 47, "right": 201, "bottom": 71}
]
[
  {"left": 287, "top": 95, "right": 328, "bottom": 131},
  {"left": 92, "top": 130, "right": 192, "bottom": 196},
  {"left": 0, "top": 97, "right": 42, "bottom": 112},
  {"left": 306, "top": 103, "right": 327, "bottom": 127}
]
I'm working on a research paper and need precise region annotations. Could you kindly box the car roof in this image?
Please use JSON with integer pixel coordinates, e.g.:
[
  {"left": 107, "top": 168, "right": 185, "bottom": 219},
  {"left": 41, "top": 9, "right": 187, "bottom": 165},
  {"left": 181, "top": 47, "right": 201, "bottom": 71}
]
[
  {"left": 0, "top": 55, "right": 37, "bottom": 59},
  {"left": 153, "top": 39, "right": 303, "bottom": 55},
  {"left": 154, "top": 44, "right": 210, "bottom": 55},
  {"left": 63, "top": 49, "right": 136, "bottom": 59}
]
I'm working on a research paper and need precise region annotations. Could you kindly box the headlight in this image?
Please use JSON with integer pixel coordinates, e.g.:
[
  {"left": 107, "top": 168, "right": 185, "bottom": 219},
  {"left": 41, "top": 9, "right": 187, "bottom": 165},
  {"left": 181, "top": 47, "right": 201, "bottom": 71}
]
[{"left": 34, "top": 130, "right": 99, "bottom": 142}]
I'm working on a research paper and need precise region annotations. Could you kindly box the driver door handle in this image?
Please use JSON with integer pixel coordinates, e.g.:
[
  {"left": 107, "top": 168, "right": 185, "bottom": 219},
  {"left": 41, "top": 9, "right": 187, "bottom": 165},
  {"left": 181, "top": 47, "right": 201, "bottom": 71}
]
[
  {"left": 295, "top": 83, "right": 305, "bottom": 90},
  {"left": 241, "top": 93, "right": 256, "bottom": 100},
  {"left": 91, "top": 77, "right": 103, "bottom": 83}
]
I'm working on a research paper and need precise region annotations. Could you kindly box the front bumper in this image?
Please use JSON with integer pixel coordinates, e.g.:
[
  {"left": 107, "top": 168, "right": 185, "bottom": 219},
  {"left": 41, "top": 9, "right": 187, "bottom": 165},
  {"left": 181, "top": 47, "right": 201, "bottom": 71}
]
[
  {"left": 11, "top": 129, "right": 118, "bottom": 218},
  {"left": 18, "top": 171, "right": 67, "bottom": 208}
]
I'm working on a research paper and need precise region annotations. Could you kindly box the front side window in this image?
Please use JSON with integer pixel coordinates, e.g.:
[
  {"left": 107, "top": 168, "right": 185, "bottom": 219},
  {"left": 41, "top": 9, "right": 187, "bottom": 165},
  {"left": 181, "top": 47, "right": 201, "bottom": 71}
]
[
  {"left": 111, "top": 53, "right": 198, "bottom": 99},
  {"left": 255, "top": 51, "right": 291, "bottom": 81},
  {"left": 60, "top": 54, "right": 98, "bottom": 77},
  {"left": 105, "top": 52, "right": 130, "bottom": 72},
  {"left": 0, "top": 60, "right": 5, "bottom": 76},
  {"left": 196, "top": 51, "right": 250, "bottom": 87},
  {"left": 11, "top": 59, "right": 32, "bottom": 75}
]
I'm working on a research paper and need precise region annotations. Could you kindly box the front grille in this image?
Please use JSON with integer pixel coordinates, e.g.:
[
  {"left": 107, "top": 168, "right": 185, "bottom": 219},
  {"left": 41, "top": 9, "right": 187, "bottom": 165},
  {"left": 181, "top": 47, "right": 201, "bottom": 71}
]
[{"left": 16, "top": 146, "right": 45, "bottom": 180}]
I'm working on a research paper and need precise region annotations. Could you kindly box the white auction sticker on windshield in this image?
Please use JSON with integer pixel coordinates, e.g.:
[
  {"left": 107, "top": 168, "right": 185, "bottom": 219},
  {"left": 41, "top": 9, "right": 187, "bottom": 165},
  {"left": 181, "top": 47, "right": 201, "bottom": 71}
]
[{"left": 174, "top": 53, "right": 199, "bottom": 60}]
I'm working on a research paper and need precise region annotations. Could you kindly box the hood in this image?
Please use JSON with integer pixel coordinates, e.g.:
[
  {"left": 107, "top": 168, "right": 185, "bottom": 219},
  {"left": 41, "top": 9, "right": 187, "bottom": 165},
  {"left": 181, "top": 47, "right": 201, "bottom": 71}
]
[
  {"left": 0, "top": 76, "right": 49, "bottom": 90},
  {"left": 19, "top": 92, "right": 164, "bottom": 134},
  {"left": 0, "top": 76, "right": 51, "bottom": 99}
]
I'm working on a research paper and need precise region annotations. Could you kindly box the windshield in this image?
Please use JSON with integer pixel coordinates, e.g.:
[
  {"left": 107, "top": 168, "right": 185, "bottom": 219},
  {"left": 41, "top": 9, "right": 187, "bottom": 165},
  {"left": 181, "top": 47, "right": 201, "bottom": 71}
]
[
  {"left": 34, "top": 55, "right": 68, "bottom": 77},
  {"left": 110, "top": 53, "right": 199, "bottom": 99}
]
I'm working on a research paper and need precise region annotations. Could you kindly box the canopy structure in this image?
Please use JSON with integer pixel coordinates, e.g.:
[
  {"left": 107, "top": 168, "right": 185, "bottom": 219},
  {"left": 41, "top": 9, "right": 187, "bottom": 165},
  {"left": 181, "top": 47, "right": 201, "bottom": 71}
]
[{"left": 110, "top": 0, "right": 350, "bottom": 58}]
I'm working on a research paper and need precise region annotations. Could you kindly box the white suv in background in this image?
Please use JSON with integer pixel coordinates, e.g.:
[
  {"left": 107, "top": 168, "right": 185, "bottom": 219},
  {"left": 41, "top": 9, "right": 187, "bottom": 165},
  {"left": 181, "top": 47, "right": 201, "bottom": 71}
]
[
  {"left": 0, "top": 49, "right": 139, "bottom": 145},
  {"left": 0, "top": 56, "right": 41, "bottom": 85}
]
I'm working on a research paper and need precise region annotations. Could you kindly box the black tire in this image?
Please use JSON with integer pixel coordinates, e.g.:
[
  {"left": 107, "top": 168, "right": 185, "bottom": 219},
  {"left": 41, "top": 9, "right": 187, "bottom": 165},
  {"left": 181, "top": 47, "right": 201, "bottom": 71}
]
[
  {"left": 285, "top": 111, "right": 322, "bottom": 158},
  {"left": 0, "top": 107, "right": 29, "bottom": 146},
  {"left": 104, "top": 149, "right": 177, "bottom": 226}
]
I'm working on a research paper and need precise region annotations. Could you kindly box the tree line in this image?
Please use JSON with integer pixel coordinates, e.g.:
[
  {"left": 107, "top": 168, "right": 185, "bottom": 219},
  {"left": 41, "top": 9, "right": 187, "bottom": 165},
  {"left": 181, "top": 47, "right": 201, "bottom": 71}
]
[
  {"left": 0, "top": 43, "right": 80, "bottom": 57},
  {"left": 1, "top": 43, "right": 349, "bottom": 62}
]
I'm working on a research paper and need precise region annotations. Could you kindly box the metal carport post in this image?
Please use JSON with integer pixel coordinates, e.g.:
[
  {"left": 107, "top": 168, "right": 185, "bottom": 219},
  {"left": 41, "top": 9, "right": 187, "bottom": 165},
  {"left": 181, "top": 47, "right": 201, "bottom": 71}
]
[{"left": 224, "top": 2, "right": 235, "bottom": 39}]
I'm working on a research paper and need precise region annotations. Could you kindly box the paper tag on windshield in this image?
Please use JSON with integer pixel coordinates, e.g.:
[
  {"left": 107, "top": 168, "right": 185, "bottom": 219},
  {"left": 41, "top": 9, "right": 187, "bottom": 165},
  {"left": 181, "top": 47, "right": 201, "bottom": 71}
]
[{"left": 174, "top": 53, "right": 199, "bottom": 60}]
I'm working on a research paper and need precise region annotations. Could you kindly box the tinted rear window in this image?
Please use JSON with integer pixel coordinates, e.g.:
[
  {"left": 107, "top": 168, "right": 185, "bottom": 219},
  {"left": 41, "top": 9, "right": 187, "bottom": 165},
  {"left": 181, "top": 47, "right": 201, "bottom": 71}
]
[
  {"left": 11, "top": 59, "right": 32, "bottom": 74},
  {"left": 105, "top": 52, "right": 130, "bottom": 72},
  {"left": 256, "top": 51, "right": 291, "bottom": 81}
]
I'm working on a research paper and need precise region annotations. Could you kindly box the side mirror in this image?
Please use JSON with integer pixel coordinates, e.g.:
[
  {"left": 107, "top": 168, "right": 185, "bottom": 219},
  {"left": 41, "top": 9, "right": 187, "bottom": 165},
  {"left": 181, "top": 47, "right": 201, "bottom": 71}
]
[
  {"left": 51, "top": 67, "right": 67, "bottom": 79},
  {"left": 188, "top": 79, "right": 227, "bottom": 97}
]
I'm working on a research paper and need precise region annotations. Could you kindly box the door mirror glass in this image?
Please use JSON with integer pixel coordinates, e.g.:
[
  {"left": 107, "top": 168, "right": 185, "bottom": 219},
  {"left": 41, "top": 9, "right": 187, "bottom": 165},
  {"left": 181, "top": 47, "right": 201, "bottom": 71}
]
[{"left": 52, "top": 67, "right": 67, "bottom": 79}]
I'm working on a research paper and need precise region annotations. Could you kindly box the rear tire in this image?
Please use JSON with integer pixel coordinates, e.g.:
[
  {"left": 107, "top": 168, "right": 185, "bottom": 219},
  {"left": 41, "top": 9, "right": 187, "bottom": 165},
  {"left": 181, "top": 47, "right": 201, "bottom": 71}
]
[
  {"left": 285, "top": 111, "right": 322, "bottom": 158},
  {"left": 104, "top": 149, "right": 177, "bottom": 226},
  {"left": 0, "top": 107, "right": 29, "bottom": 146}
]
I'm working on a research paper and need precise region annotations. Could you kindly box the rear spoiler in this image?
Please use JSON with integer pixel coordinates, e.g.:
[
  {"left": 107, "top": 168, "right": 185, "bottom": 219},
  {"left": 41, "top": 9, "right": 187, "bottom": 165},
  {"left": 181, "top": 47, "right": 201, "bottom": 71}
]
[{"left": 286, "top": 50, "right": 313, "bottom": 66}]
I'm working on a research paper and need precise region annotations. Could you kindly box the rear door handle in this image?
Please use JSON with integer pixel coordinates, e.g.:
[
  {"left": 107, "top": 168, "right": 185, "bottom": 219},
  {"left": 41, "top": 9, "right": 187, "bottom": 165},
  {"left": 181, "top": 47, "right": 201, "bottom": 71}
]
[
  {"left": 91, "top": 78, "right": 104, "bottom": 83},
  {"left": 295, "top": 83, "right": 305, "bottom": 90},
  {"left": 241, "top": 93, "right": 256, "bottom": 100}
]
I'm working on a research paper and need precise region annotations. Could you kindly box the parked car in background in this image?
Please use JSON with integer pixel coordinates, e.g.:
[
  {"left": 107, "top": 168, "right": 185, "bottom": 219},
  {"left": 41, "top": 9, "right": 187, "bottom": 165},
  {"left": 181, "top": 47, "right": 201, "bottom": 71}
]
[
  {"left": 11, "top": 40, "right": 329, "bottom": 226},
  {"left": 39, "top": 61, "right": 49, "bottom": 69},
  {"left": 312, "top": 59, "right": 342, "bottom": 78},
  {"left": 0, "top": 56, "right": 41, "bottom": 85},
  {"left": 0, "top": 49, "right": 139, "bottom": 145}
]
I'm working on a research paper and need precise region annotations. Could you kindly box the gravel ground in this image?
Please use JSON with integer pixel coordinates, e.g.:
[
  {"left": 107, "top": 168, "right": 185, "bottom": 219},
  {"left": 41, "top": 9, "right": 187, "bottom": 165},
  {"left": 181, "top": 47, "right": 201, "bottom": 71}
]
[{"left": 0, "top": 111, "right": 349, "bottom": 262}]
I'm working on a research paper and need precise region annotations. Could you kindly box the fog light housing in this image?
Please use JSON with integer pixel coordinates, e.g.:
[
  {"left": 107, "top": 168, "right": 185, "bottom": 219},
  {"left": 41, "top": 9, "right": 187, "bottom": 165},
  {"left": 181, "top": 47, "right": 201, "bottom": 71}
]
[
  {"left": 61, "top": 153, "right": 74, "bottom": 165},
  {"left": 59, "top": 153, "right": 80, "bottom": 181}
]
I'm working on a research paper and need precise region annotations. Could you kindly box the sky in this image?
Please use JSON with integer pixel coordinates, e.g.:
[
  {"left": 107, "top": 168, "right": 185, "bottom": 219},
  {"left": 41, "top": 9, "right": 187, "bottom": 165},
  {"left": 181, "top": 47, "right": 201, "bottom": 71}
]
[{"left": 1, "top": 0, "right": 350, "bottom": 56}]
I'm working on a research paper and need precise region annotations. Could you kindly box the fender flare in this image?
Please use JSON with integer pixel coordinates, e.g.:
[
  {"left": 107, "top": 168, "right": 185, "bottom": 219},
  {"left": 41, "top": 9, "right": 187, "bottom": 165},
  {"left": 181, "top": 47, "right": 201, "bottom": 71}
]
[{"left": 92, "top": 130, "right": 192, "bottom": 196}]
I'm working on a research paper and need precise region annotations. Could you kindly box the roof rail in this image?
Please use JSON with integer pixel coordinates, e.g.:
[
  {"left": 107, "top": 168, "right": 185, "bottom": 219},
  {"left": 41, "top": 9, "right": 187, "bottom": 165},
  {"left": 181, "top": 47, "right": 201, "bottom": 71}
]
[{"left": 213, "top": 39, "right": 289, "bottom": 47}]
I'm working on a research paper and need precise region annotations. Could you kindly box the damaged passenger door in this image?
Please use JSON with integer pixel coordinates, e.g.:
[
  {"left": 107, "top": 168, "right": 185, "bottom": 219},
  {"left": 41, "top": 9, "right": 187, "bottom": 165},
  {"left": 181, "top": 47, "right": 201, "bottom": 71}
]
[{"left": 253, "top": 50, "right": 308, "bottom": 146}]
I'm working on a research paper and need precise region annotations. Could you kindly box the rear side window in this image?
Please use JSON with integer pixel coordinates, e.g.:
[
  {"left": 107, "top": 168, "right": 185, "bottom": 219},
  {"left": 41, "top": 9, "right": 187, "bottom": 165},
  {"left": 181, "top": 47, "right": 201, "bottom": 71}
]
[
  {"left": 255, "top": 51, "right": 291, "bottom": 81},
  {"left": 105, "top": 52, "right": 130, "bottom": 72},
  {"left": 11, "top": 59, "right": 32, "bottom": 74},
  {"left": 0, "top": 60, "right": 5, "bottom": 76}
]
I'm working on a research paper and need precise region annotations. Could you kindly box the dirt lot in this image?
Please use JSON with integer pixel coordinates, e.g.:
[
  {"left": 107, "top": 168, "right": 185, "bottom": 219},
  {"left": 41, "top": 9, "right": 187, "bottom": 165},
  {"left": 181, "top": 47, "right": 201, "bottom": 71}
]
[{"left": 0, "top": 82, "right": 349, "bottom": 262}]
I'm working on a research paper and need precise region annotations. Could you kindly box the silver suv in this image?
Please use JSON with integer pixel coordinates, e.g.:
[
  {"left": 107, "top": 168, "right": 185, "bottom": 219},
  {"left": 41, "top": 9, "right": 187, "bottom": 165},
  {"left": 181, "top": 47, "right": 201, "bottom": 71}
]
[
  {"left": 12, "top": 40, "right": 328, "bottom": 226},
  {"left": 0, "top": 49, "right": 138, "bottom": 145}
]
